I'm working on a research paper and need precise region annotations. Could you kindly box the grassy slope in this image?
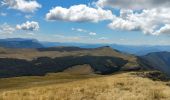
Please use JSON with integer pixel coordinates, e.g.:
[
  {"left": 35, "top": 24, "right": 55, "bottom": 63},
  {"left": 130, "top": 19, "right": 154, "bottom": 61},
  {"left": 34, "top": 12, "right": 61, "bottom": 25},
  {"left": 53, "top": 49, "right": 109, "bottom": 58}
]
[
  {"left": 0, "top": 47, "right": 138, "bottom": 66},
  {"left": 0, "top": 72, "right": 170, "bottom": 100},
  {"left": 0, "top": 47, "right": 122, "bottom": 60},
  {"left": 0, "top": 73, "right": 99, "bottom": 91}
]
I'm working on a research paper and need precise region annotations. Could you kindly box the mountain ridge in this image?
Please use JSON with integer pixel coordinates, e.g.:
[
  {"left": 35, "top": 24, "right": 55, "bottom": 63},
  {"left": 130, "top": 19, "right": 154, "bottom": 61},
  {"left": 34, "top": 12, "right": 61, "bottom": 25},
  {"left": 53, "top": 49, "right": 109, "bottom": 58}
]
[
  {"left": 0, "top": 38, "right": 43, "bottom": 48},
  {"left": 0, "top": 38, "right": 169, "bottom": 55},
  {"left": 41, "top": 41, "right": 170, "bottom": 55},
  {"left": 139, "top": 52, "right": 170, "bottom": 76},
  {"left": 0, "top": 46, "right": 141, "bottom": 78},
  {"left": 0, "top": 38, "right": 169, "bottom": 77}
]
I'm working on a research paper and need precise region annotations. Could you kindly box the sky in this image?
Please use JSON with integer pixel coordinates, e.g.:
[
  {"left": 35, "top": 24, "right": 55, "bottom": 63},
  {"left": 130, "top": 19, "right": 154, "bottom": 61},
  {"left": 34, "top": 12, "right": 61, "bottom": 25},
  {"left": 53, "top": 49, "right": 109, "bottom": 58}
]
[{"left": 0, "top": 0, "right": 170, "bottom": 45}]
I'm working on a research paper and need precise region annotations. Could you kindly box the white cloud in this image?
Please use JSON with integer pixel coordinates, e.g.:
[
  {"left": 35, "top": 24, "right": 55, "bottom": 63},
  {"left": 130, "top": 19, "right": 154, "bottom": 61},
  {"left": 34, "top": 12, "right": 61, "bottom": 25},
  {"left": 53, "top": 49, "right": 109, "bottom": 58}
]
[
  {"left": 72, "top": 28, "right": 97, "bottom": 36},
  {"left": 97, "top": 37, "right": 111, "bottom": 43},
  {"left": 0, "top": 12, "right": 7, "bottom": 16},
  {"left": 108, "top": 8, "right": 170, "bottom": 35},
  {"left": 154, "top": 24, "right": 170, "bottom": 35},
  {"left": 96, "top": 0, "right": 170, "bottom": 10},
  {"left": 46, "top": 4, "right": 114, "bottom": 22},
  {"left": 16, "top": 21, "right": 39, "bottom": 31},
  {"left": 45, "top": 1, "right": 170, "bottom": 36},
  {"left": 2, "top": 0, "right": 41, "bottom": 13},
  {"left": 89, "top": 32, "right": 97, "bottom": 36},
  {"left": 0, "top": 23, "right": 15, "bottom": 34},
  {"left": 25, "top": 15, "right": 33, "bottom": 19},
  {"left": 71, "top": 28, "right": 87, "bottom": 32},
  {"left": 26, "top": 32, "right": 35, "bottom": 35},
  {"left": 54, "top": 34, "right": 82, "bottom": 41},
  {"left": 98, "top": 37, "right": 108, "bottom": 40},
  {"left": 108, "top": 17, "right": 141, "bottom": 31},
  {"left": 95, "top": 0, "right": 170, "bottom": 35}
]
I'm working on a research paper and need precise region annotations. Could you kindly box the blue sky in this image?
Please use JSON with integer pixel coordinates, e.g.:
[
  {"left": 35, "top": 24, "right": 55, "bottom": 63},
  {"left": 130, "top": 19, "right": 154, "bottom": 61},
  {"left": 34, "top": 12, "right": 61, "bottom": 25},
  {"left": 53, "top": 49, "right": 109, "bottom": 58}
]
[{"left": 0, "top": 0, "right": 170, "bottom": 45}]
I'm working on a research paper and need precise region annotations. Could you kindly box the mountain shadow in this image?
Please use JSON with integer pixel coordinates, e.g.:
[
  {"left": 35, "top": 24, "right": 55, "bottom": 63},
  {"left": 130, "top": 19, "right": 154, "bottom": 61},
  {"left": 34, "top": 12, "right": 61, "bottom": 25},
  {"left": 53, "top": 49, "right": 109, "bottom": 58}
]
[
  {"left": 138, "top": 52, "right": 170, "bottom": 76},
  {"left": 0, "top": 56, "right": 128, "bottom": 78}
]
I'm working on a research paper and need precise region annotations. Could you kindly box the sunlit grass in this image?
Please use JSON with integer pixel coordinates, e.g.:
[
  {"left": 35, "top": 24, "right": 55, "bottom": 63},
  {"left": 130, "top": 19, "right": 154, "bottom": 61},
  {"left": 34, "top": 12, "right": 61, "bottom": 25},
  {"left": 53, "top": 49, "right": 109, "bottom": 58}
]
[{"left": 0, "top": 72, "right": 170, "bottom": 100}]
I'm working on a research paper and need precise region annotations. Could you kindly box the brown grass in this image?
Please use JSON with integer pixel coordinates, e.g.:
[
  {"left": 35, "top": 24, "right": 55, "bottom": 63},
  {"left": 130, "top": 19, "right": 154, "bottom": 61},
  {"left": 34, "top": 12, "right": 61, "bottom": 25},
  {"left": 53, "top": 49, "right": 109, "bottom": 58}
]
[{"left": 0, "top": 72, "right": 170, "bottom": 100}]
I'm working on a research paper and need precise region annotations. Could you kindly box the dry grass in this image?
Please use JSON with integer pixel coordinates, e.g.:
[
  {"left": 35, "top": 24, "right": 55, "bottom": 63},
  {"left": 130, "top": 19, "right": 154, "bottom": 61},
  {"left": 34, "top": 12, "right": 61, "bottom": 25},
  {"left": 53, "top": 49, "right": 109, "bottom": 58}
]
[
  {"left": 0, "top": 47, "right": 138, "bottom": 63},
  {"left": 0, "top": 72, "right": 170, "bottom": 100}
]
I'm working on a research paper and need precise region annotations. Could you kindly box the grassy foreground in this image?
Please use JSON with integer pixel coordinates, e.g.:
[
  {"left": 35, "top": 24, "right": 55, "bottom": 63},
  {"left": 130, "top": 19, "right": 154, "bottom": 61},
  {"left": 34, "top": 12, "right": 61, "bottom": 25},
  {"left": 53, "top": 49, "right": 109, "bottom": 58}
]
[{"left": 0, "top": 72, "right": 170, "bottom": 100}]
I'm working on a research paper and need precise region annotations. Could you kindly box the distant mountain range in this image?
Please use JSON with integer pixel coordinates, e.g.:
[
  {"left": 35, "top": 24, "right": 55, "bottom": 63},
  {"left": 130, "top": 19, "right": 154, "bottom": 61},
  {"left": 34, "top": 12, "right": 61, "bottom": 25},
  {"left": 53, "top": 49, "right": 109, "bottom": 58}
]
[
  {"left": 0, "top": 38, "right": 43, "bottom": 48},
  {"left": 0, "top": 38, "right": 169, "bottom": 55},
  {"left": 139, "top": 52, "right": 170, "bottom": 76},
  {"left": 42, "top": 41, "right": 170, "bottom": 55}
]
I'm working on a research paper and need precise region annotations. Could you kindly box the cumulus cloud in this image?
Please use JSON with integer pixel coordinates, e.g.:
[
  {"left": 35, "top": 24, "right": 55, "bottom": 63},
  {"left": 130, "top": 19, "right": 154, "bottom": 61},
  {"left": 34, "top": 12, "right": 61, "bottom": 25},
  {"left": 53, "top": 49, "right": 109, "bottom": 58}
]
[
  {"left": 108, "top": 8, "right": 170, "bottom": 35},
  {"left": 95, "top": 0, "right": 170, "bottom": 35},
  {"left": 154, "top": 24, "right": 170, "bottom": 35},
  {"left": 16, "top": 21, "right": 39, "bottom": 31},
  {"left": 96, "top": 0, "right": 170, "bottom": 10},
  {"left": 44, "top": 1, "right": 170, "bottom": 36},
  {"left": 0, "top": 23, "right": 15, "bottom": 34},
  {"left": 2, "top": 0, "right": 41, "bottom": 13},
  {"left": 46, "top": 4, "right": 114, "bottom": 22},
  {"left": 108, "top": 18, "right": 140, "bottom": 31}
]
